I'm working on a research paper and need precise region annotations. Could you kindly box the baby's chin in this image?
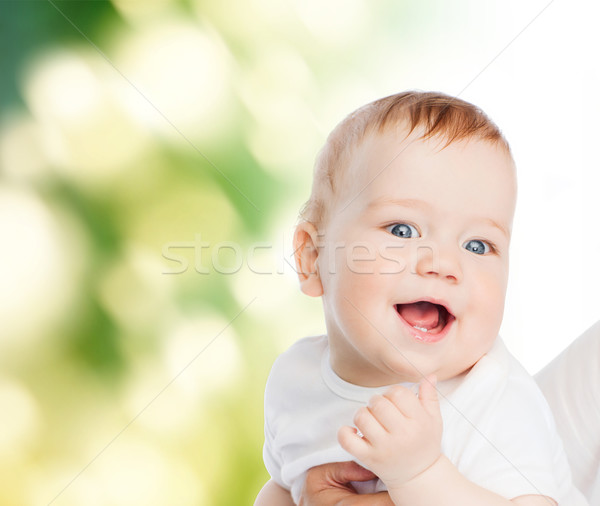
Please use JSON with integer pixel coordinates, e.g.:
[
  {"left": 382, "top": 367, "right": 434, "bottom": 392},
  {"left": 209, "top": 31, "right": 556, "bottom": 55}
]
[
  {"left": 390, "top": 348, "right": 485, "bottom": 384},
  {"left": 434, "top": 344, "right": 496, "bottom": 382}
]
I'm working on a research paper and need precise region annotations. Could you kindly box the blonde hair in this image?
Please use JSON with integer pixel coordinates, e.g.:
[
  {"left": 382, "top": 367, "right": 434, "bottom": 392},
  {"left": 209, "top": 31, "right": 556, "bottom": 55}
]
[{"left": 300, "top": 91, "right": 511, "bottom": 228}]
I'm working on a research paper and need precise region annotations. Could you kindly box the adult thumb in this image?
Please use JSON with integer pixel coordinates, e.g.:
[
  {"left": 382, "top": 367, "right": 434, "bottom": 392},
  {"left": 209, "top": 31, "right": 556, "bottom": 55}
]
[{"left": 327, "top": 461, "right": 377, "bottom": 484}]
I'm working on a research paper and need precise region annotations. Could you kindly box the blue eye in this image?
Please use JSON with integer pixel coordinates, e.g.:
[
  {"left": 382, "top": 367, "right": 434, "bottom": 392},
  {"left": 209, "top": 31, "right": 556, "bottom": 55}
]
[
  {"left": 463, "top": 239, "right": 491, "bottom": 255},
  {"left": 387, "top": 223, "right": 420, "bottom": 239}
]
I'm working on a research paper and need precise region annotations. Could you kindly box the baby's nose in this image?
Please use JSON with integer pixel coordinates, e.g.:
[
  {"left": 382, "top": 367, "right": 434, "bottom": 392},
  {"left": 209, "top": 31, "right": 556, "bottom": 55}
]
[{"left": 414, "top": 242, "right": 462, "bottom": 283}]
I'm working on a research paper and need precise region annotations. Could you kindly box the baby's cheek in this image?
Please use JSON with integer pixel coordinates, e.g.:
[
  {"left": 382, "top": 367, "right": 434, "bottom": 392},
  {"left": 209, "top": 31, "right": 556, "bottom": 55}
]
[
  {"left": 473, "top": 274, "right": 506, "bottom": 330},
  {"left": 375, "top": 244, "right": 410, "bottom": 275}
]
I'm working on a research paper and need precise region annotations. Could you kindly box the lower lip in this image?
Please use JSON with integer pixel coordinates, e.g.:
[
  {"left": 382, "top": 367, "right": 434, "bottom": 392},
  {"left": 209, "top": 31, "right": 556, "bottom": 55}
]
[{"left": 396, "top": 310, "right": 455, "bottom": 344}]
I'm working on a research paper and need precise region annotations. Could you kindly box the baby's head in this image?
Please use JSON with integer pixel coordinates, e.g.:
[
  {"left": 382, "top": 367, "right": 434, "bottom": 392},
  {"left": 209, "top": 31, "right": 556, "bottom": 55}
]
[{"left": 294, "top": 91, "right": 517, "bottom": 386}]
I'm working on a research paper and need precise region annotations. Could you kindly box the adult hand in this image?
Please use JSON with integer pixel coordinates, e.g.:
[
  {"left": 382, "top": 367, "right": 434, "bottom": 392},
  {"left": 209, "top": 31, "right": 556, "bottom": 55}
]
[{"left": 298, "top": 461, "right": 393, "bottom": 506}]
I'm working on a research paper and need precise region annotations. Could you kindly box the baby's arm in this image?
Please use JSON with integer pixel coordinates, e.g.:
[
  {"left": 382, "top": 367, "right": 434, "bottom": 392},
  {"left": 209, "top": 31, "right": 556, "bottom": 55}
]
[
  {"left": 254, "top": 479, "right": 295, "bottom": 506},
  {"left": 385, "top": 455, "right": 556, "bottom": 505},
  {"left": 338, "top": 376, "right": 557, "bottom": 506}
]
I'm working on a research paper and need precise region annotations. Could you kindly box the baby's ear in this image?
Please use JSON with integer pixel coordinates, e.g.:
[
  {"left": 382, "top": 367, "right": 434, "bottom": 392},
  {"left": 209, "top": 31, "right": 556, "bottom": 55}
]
[{"left": 293, "top": 221, "right": 323, "bottom": 297}]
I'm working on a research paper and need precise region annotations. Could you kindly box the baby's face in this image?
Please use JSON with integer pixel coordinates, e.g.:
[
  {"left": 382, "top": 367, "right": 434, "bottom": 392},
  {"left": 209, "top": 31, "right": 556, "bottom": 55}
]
[{"left": 317, "top": 129, "right": 517, "bottom": 386}]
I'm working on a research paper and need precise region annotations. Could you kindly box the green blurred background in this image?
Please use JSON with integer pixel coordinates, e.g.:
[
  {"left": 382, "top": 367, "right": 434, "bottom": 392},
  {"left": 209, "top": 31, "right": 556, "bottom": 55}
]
[
  {"left": 0, "top": 1, "right": 396, "bottom": 504},
  {"left": 0, "top": 1, "right": 598, "bottom": 505}
]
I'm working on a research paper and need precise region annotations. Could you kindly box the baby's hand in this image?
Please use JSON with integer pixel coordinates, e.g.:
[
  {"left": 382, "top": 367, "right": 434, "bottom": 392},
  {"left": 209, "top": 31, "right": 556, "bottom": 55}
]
[{"left": 338, "top": 375, "right": 443, "bottom": 492}]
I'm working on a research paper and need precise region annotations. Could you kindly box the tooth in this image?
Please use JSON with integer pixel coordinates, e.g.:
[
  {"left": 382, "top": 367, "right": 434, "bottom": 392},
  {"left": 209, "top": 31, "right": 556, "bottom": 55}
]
[{"left": 413, "top": 326, "right": 428, "bottom": 332}]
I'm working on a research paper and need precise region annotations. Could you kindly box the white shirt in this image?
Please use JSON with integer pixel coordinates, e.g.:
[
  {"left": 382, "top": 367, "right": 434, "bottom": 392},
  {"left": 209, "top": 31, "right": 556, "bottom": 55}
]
[
  {"left": 535, "top": 320, "right": 600, "bottom": 505},
  {"left": 263, "top": 335, "right": 588, "bottom": 504}
]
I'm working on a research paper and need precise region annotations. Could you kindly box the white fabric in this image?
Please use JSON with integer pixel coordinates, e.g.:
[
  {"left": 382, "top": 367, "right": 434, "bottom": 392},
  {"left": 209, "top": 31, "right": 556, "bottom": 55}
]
[
  {"left": 263, "top": 335, "right": 588, "bottom": 505},
  {"left": 535, "top": 320, "right": 600, "bottom": 505}
]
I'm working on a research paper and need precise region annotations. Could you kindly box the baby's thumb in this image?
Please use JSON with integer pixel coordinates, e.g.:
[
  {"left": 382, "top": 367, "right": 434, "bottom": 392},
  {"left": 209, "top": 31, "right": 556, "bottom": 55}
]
[{"left": 418, "top": 374, "right": 440, "bottom": 415}]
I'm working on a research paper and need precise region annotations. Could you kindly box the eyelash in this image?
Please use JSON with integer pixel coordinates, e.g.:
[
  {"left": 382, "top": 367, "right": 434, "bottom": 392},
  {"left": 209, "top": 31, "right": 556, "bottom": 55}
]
[
  {"left": 384, "top": 222, "right": 421, "bottom": 239},
  {"left": 467, "top": 238, "right": 499, "bottom": 255},
  {"left": 383, "top": 223, "right": 499, "bottom": 255}
]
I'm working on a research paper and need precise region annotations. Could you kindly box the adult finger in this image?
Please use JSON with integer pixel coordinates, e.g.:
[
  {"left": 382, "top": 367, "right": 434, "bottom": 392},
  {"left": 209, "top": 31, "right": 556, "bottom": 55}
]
[
  {"left": 310, "top": 460, "right": 376, "bottom": 485},
  {"left": 300, "top": 462, "right": 378, "bottom": 506},
  {"left": 338, "top": 491, "right": 395, "bottom": 506}
]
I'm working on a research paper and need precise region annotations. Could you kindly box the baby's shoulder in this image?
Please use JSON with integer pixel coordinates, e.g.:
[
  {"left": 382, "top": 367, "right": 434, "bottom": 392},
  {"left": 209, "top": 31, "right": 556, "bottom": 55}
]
[
  {"left": 464, "top": 339, "right": 555, "bottom": 425},
  {"left": 491, "top": 340, "right": 549, "bottom": 403},
  {"left": 450, "top": 338, "right": 550, "bottom": 417},
  {"left": 270, "top": 334, "right": 328, "bottom": 374},
  {"left": 265, "top": 335, "right": 329, "bottom": 409}
]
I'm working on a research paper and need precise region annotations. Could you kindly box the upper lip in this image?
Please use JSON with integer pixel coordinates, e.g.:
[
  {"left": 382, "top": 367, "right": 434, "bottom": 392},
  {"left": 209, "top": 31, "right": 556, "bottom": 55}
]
[{"left": 395, "top": 296, "right": 455, "bottom": 318}]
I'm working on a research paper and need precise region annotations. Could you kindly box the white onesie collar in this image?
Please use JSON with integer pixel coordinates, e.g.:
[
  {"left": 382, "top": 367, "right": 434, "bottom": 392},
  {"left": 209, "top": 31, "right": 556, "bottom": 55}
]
[
  {"left": 318, "top": 338, "right": 500, "bottom": 404},
  {"left": 320, "top": 343, "right": 414, "bottom": 403}
]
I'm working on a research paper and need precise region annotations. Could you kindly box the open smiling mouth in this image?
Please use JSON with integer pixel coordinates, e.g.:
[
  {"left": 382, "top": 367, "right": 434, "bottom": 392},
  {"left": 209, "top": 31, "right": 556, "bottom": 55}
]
[{"left": 395, "top": 301, "right": 455, "bottom": 342}]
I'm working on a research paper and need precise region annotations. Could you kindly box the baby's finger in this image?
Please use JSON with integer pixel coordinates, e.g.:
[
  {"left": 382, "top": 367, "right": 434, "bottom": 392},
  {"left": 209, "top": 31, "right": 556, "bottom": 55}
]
[
  {"left": 418, "top": 374, "right": 440, "bottom": 417},
  {"left": 353, "top": 406, "right": 386, "bottom": 444},
  {"left": 367, "top": 394, "right": 402, "bottom": 432},
  {"left": 383, "top": 384, "right": 420, "bottom": 418},
  {"left": 337, "top": 425, "right": 370, "bottom": 460}
]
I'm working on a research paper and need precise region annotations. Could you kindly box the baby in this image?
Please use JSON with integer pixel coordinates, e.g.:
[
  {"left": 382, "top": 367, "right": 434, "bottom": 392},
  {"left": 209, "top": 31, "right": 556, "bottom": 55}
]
[{"left": 255, "top": 92, "right": 587, "bottom": 505}]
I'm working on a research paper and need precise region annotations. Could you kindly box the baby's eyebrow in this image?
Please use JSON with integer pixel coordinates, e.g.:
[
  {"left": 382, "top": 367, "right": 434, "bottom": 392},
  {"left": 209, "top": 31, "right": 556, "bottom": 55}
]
[
  {"left": 366, "top": 197, "right": 432, "bottom": 211},
  {"left": 480, "top": 217, "right": 510, "bottom": 239}
]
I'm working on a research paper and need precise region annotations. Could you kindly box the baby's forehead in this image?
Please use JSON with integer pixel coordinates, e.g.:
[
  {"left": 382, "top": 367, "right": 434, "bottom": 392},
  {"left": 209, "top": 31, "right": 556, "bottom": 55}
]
[
  {"left": 346, "top": 130, "right": 515, "bottom": 204},
  {"left": 351, "top": 128, "right": 514, "bottom": 175}
]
